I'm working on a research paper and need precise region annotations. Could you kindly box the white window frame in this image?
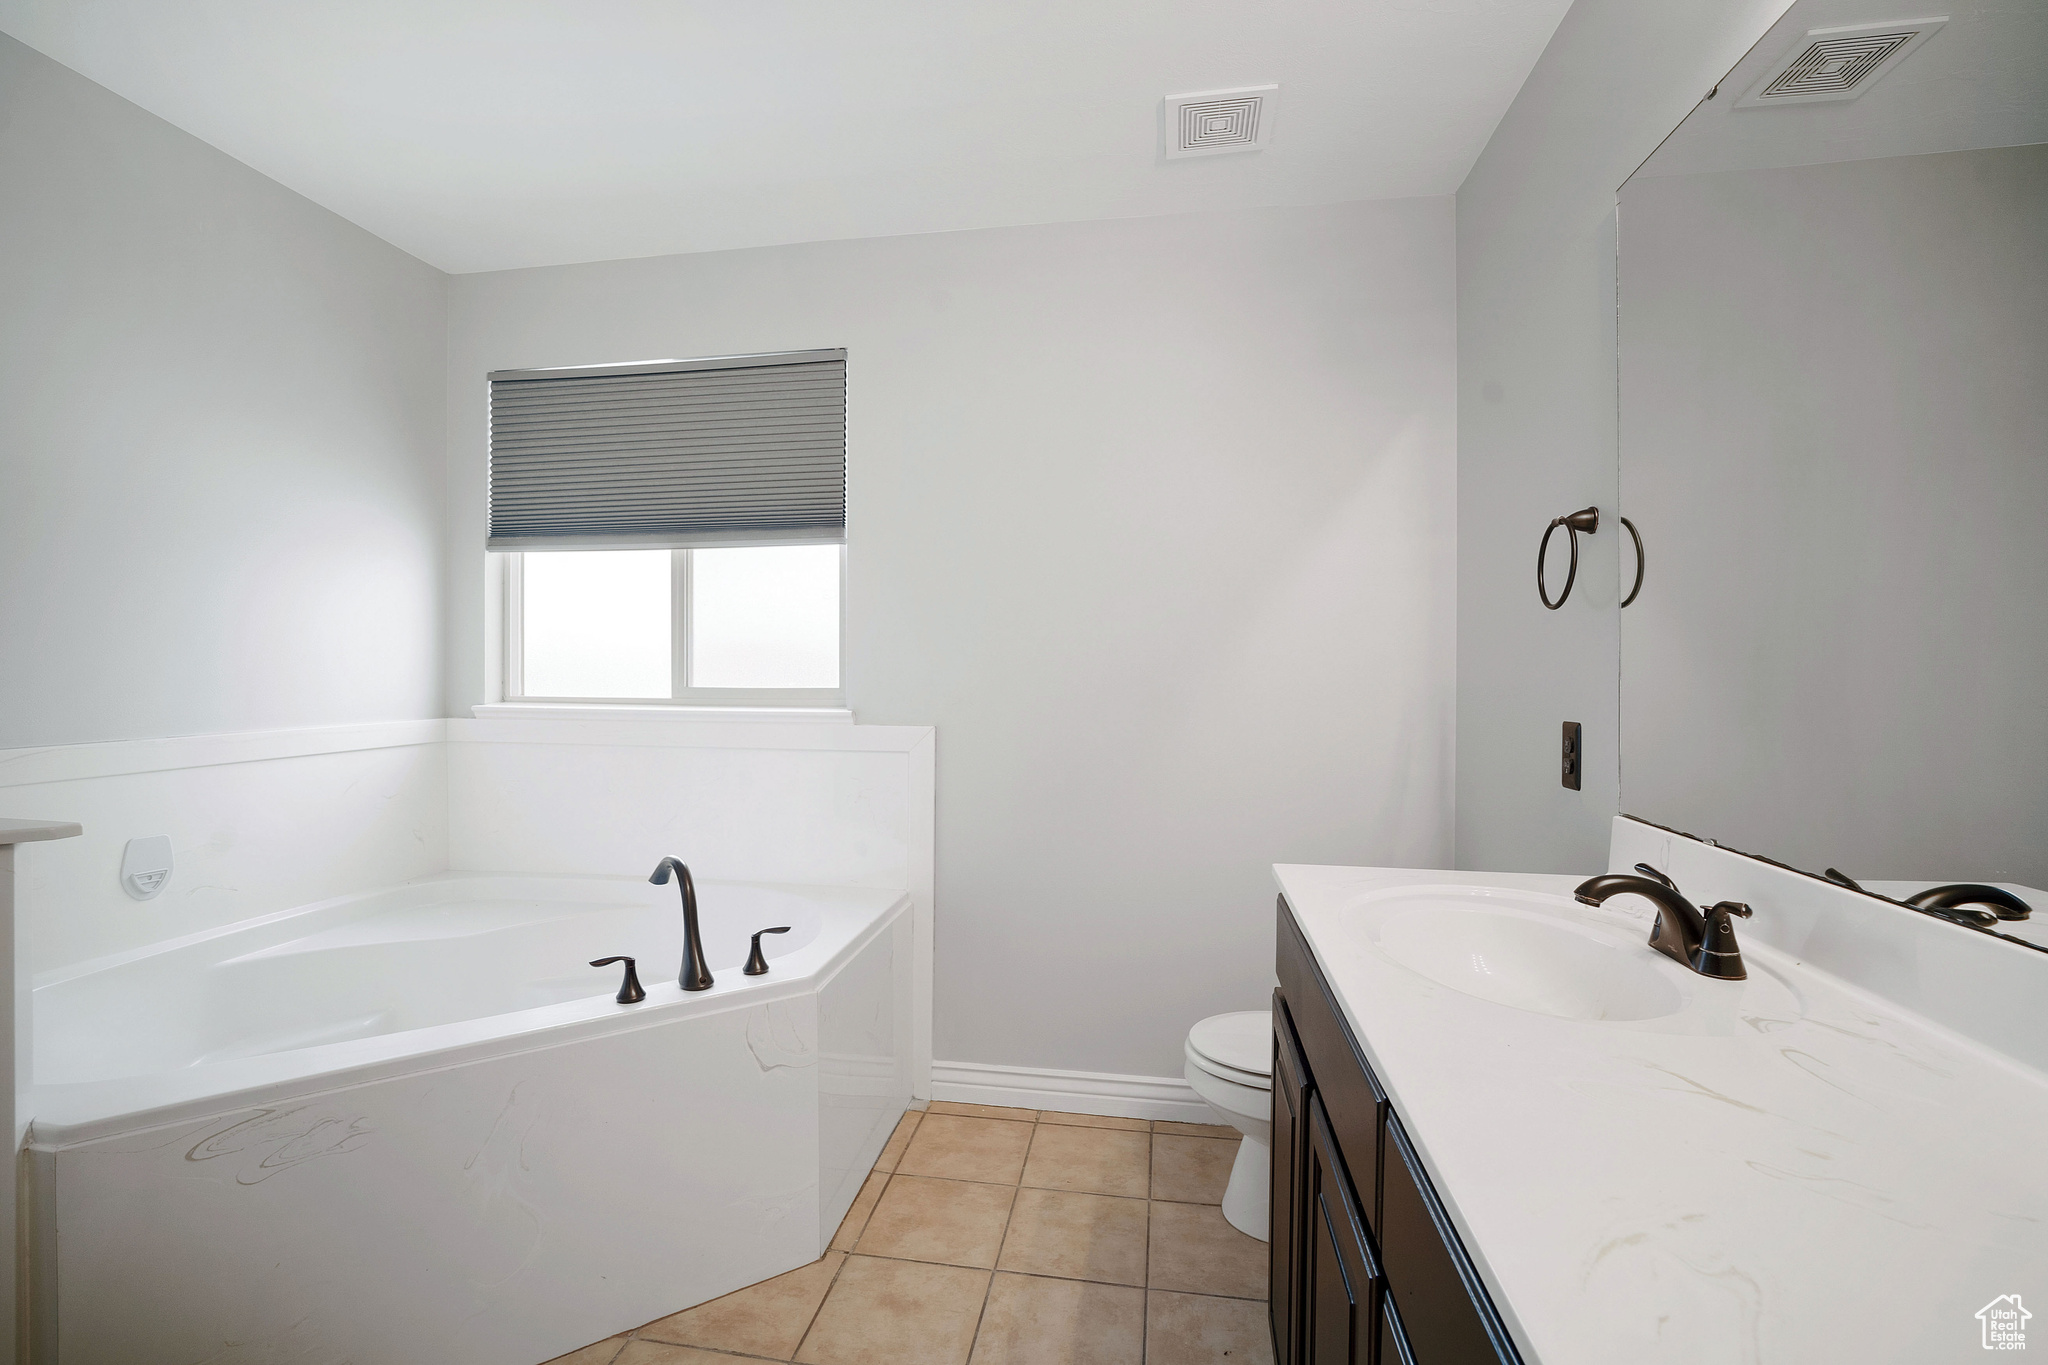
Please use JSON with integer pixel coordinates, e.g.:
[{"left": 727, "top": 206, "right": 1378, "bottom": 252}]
[{"left": 504, "top": 545, "right": 846, "bottom": 708}]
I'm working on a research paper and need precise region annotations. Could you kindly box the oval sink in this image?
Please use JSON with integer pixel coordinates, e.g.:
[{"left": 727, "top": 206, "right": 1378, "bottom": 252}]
[{"left": 1377, "top": 908, "right": 1685, "bottom": 1021}]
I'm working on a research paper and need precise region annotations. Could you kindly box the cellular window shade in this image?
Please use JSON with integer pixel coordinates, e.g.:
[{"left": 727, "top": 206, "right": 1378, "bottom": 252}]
[{"left": 488, "top": 349, "right": 845, "bottom": 550}]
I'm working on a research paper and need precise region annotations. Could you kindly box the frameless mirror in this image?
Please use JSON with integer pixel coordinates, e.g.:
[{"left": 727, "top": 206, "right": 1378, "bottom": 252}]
[{"left": 1615, "top": 0, "right": 2048, "bottom": 948}]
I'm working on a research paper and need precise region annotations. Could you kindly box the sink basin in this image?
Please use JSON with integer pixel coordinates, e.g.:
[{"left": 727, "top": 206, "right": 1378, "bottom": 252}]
[{"left": 1376, "top": 906, "right": 1685, "bottom": 1021}]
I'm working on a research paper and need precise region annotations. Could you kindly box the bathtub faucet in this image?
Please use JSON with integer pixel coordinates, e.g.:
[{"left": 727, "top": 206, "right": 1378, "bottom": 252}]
[{"left": 649, "top": 857, "right": 714, "bottom": 991}]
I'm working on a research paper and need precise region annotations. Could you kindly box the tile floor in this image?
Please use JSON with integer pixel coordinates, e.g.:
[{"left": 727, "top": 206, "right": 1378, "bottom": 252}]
[{"left": 544, "top": 1102, "right": 1273, "bottom": 1365}]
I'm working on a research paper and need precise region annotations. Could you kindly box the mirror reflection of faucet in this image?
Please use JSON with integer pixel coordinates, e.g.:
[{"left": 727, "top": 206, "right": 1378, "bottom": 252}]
[
  {"left": 1574, "top": 863, "right": 1752, "bottom": 980},
  {"left": 1824, "top": 868, "right": 2032, "bottom": 928}
]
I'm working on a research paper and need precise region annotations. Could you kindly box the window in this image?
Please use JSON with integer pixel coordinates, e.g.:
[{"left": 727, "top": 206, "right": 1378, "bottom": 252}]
[
  {"left": 489, "top": 350, "right": 846, "bottom": 706},
  {"left": 508, "top": 545, "right": 842, "bottom": 703}
]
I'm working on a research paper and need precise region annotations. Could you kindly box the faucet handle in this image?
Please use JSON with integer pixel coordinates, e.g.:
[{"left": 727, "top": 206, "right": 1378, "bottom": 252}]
[
  {"left": 590, "top": 955, "right": 648, "bottom": 1004},
  {"left": 1632, "top": 863, "right": 1680, "bottom": 892},
  {"left": 744, "top": 927, "right": 792, "bottom": 976}
]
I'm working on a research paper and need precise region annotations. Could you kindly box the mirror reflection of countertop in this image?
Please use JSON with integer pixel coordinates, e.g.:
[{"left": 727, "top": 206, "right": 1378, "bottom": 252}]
[{"left": 1275, "top": 862, "right": 2048, "bottom": 1365}]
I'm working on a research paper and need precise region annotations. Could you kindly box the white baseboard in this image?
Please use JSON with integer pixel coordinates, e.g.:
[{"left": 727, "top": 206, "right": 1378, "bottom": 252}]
[{"left": 930, "top": 1060, "right": 1216, "bottom": 1123}]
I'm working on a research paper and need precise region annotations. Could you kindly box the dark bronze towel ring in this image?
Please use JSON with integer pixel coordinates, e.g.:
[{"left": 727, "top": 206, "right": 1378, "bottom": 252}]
[{"left": 1538, "top": 507, "right": 1599, "bottom": 609}]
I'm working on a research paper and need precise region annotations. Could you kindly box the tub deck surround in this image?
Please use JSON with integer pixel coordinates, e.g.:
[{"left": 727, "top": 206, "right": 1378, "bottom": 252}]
[
  {"left": 0, "top": 715, "right": 936, "bottom": 1101},
  {"left": 0, "top": 821, "right": 84, "bottom": 845},
  {"left": 31, "top": 873, "right": 902, "bottom": 1142},
  {"left": 2, "top": 819, "right": 84, "bottom": 1365},
  {"left": 1273, "top": 860, "right": 2048, "bottom": 1365},
  {"left": 26, "top": 875, "right": 914, "bottom": 1365}
]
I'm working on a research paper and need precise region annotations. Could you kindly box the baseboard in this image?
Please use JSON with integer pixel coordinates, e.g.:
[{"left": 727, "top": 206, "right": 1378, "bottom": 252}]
[{"left": 929, "top": 1060, "right": 1215, "bottom": 1123}]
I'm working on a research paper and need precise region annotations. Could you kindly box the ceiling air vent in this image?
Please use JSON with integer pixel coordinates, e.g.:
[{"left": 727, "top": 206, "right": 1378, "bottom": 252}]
[
  {"left": 1164, "top": 85, "right": 1278, "bottom": 159},
  {"left": 1737, "top": 17, "right": 1947, "bottom": 107}
]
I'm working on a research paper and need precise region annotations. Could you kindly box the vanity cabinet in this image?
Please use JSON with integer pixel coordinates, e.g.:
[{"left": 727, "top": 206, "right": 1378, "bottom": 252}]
[{"left": 1272, "top": 896, "right": 1521, "bottom": 1365}]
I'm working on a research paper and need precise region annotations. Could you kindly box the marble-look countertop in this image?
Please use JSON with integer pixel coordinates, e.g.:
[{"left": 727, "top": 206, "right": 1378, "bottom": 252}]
[{"left": 1274, "top": 863, "right": 2048, "bottom": 1365}]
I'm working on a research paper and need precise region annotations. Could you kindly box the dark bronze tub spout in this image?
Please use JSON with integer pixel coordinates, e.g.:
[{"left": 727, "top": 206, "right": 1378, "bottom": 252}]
[{"left": 649, "top": 857, "right": 713, "bottom": 991}]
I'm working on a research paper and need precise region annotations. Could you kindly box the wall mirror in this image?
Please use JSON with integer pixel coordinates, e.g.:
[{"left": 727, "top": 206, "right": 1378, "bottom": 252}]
[{"left": 1615, "top": 0, "right": 2047, "bottom": 948}]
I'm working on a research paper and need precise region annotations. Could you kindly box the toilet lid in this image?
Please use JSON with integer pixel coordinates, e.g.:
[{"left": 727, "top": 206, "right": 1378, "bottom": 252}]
[{"left": 1188, "top": 1011, "right": 1271, "bottom": 1080}]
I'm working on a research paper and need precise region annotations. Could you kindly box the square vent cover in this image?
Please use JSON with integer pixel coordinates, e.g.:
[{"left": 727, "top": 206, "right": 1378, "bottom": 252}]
[
  {"left": 1737, "top": 17, "right": 1947, "bottom": 106},
  {"left": 1164, "top": 85, "right": 1278, "bottom": 159}
]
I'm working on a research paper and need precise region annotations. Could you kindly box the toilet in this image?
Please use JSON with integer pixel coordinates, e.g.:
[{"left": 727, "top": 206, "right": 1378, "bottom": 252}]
[{"left": 1183, "top": 1011, "right": 1272, "bottom": 1240}]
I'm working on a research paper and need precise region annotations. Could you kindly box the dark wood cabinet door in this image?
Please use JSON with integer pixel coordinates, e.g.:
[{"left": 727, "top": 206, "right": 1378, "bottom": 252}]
[
  {"left": 1271, "top": 995, "right": 1311, "bottom": 1364},
  {"left": 1304, "top": 1094, "right": 1378, "bottom": 1365},
  {"left": 1380, "top": 1114, "right": 1515, "bottom": 1364}
]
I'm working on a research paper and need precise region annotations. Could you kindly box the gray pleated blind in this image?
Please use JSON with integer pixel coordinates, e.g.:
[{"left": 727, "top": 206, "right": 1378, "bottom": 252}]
[{"left": 487, "top": 349, "right": 845, "bottom": 550}]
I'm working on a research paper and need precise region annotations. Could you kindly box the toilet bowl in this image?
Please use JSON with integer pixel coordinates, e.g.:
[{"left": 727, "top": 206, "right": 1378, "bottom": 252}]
[{"left": 1183, "top": 1011, "right": 1272, "bottom": 1240}]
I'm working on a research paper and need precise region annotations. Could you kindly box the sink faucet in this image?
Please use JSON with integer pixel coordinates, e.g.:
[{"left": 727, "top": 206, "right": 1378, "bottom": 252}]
[
  {"left": 1574, "top": 864, "right": 1753, "bottom": 981},
  {"left": 649, "top": 856, "right": 714, "bottom": 991}
]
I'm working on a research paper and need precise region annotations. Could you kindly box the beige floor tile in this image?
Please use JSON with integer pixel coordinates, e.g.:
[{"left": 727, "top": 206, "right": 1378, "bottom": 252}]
[
  {"left": 856, "top": 1174, "right": 1016, "bottom": 1268},
  {"left": 995, "top": 1187, "right": 1149, "bottom": 1286},
  {"left": 875, "top": 1111, "right": 924, "bottom": 1173},
  {"left": 1145, "top": 1290, "right": 1274, "bottom": 1365},
  {"left": 540, "top": 1337, "right": 629, "bottom": 1365},
  {"left": 1147, "top": 1203, "right": 1267, "bottom": 1300},
  {"left": 1020, "top": 1123, "right": 1151, "bottom": 1199},
  {"left": 794, "top": 1255, "right": 991, "bottom": 1365},
  {"left": 929, "top": 1100, "right": 1039, "bottom": 1122},
  {"left": 1150, "top": 1135, "right": 1240, "bottom": 1205},
  {"left": 614, "top": 1342, "right": 757, "bottom": 1365},
  {"left": 898, "top": 1114, "right": 1035, "bottom": 1185},
  {"left": 831, "top": 1171, "right": 890, "bottom": 1253},
  {"left": 638, "top": 1251, "right": 844, "bottom": 1357},
  {"left": 1153, "top": 1120, "right": 1240, "bottom": 1140},
  {"left": 969, "top": 1273, "right": 1145, "bottom": 1365},
  {"left": 1037, "top": 1111, "right": 1151, "bottom": 1133}
]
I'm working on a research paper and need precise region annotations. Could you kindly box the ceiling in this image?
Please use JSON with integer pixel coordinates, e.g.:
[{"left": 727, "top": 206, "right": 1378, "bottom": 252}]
[
  {"left": 1635, "top": 0, "right": 2048, "bottom": 180},
  {"left": 0, "top": 0, "right": 1572, "bottom": 274}
]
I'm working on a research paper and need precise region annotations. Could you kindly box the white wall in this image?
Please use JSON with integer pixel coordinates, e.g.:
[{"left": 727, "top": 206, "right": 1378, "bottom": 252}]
[
  {"left": 0, "top": 34, "right": 448, "bottom": 750},
  {"left": 447, "top": 200, "right": 1458, "bottom": 1079},
  {"left": 1452, "top": 0, "right": 1794, "bottom": 873}
]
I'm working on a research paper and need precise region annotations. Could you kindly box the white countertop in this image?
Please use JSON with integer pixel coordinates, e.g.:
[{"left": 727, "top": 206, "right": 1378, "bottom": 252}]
[{"left": 1275, "top": 862, "right": 2048, "bottom": 1365}]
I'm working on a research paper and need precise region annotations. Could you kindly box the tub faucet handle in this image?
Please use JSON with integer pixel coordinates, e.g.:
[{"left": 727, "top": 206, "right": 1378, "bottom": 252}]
[
  {"left": 744, "top": 927, "right": 791, "bottom": 976},
  {"left": 590, "top": 955, "right": 647, "bottom": 1004}
]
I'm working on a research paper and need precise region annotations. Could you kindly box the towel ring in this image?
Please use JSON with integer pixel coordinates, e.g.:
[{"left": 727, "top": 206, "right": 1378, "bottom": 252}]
[
  {"left": 1537, "top": 507, "right": 1600, "bottom": 610},
  {"left": 1619, "top": 515, "right": 1645, "bottom": 608}
]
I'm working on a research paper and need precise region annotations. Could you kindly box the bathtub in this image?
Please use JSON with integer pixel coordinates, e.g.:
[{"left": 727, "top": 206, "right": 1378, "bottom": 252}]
[{"left": 24, "top": 873, "right": 913, "bottom": 1365}]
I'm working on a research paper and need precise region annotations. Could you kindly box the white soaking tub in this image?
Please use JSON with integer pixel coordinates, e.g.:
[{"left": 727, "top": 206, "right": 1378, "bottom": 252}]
[{"left": 24, "top": 873, "right": 913, "bottom": 1365}]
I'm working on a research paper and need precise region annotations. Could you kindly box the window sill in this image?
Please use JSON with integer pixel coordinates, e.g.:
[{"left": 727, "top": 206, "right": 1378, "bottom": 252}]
[{"left": 473, "top": 703, "right": 854, "bottom": 725}]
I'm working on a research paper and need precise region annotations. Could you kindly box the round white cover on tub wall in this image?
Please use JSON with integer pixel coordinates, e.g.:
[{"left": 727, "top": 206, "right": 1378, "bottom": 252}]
[{"left": 1188, "top": 1011, "right": 1271, "bottom": 1081}]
